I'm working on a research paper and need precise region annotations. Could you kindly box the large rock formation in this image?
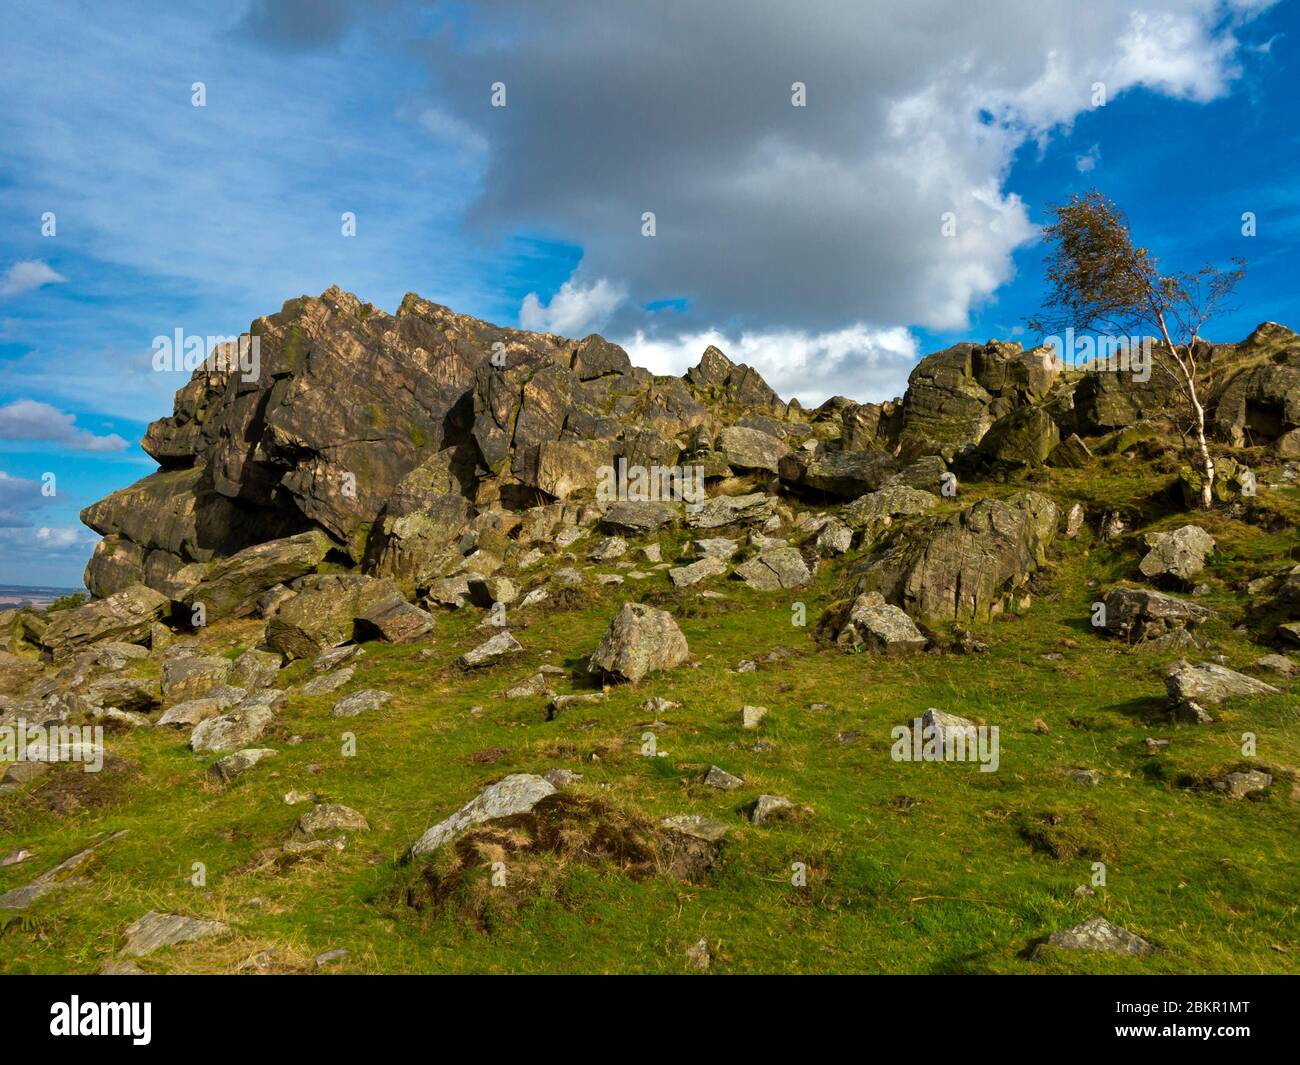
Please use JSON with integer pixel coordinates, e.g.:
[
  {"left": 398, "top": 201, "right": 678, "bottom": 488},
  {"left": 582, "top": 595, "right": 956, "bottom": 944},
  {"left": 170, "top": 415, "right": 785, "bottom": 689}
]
[{"left": 848, "top": 491, "right": 1058, "bottom": 625}]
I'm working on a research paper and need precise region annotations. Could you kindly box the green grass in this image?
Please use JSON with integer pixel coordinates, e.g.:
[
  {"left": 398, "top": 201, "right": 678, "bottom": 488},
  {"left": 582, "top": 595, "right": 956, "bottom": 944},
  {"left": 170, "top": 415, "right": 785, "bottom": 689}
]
[{"left": 2, "top": 480, "right": 1298, "bottom": 974}]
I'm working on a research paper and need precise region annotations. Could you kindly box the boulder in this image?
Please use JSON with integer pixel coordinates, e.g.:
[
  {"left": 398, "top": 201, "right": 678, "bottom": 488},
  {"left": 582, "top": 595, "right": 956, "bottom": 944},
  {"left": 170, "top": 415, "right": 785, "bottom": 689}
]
[
  {"left": 600, "top": 500, "right": 681, "bottom": 533},
  {"left": 457, "top": 630, "right": 524, "bottom": 668},
  {"left": 190, "top": 703, "right": 275, "bottom": 754},
  {"left": 734, "top": 547, "right": 812, "bottom": 590},
  {"left": 588, "top": 603, "right": 689, "bottom": 683},
  {"left": 841, "top": 485, "right": 937, "bottom": 542},
  {"left": 265, "top": 574, "right": 404, "bottom": 659},
  {"left": 161, "top": 655, "right": 234, "bottom": 706},
  {"left": 778, "top": 449, "right": 896, "bottom": 498},
  {"left": 717, "top": 426, "right": 789, "bottom": 474},
  {"left": 39, "top": 585, "right": 168, "bottom": 661},
  {"left": 977, "top": 407, "right": 1060, "bottom": 468},
  {"left": 408, "top": 773, "right": 556, "bottom": 858},
  {"left": 669, "top": 556, "right": 729, "bottom": 589},
  {"left": 824, "top": 592, "right": 926, "bottom": 655},
  {"left": 229, "top": 649, "right": 282, "bottom": 691},
  {"left": 1165, "top": 661, "right": 1280, "bottom": 708},
  {"left": 1099, "top": 586, "right": 1215, "bottom": 643},
  {"left": 686, "top": 493, "right": 776, "bottom": 529},
  {"left": 1138, "top": 525, "right": 1216, "bottom": 587},
  {"left": 184, "top": 531, "right": 333, "bottom": 620},
  {"left": 355, "top": 596, "right": 435, "bottom": 644}
]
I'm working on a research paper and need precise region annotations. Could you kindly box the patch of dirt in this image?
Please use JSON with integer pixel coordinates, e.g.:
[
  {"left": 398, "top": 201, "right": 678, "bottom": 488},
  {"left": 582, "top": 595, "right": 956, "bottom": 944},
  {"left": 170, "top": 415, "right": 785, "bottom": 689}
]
[
  {"left": 0, "top": 755, "right": 138, "bottom": 827},
  {"left": 1017, "top": 808, "right": 1111, "bottom": 862}
]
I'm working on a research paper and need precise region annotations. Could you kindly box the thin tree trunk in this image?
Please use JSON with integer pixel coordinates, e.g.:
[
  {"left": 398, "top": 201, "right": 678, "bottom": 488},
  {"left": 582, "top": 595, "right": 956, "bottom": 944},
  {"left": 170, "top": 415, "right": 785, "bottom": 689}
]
[
  {"left": 1190, "top": 391, "right": 1214, "bottom": 509},
  {"left": 1155, "top": 317, "right": 1215, "bottom": 508}
]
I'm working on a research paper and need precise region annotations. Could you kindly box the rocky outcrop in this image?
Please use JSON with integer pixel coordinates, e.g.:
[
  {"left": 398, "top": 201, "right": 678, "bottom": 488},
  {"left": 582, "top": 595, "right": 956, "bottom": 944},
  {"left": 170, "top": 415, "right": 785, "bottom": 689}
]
[{"left": 848, "top": 492, "right": 1057, "bottom": 625}]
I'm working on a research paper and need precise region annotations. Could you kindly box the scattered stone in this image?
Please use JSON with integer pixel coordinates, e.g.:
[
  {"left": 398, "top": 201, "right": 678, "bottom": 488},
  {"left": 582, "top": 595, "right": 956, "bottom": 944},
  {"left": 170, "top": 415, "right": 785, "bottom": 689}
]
[
  {"left": 1063, "top": 503, "right": 1086, "bottom": 539},
  {"left": 588, "top": 602, "right": 690, "bottom": 683},
  {"left": 1032, "top": 719, "right": 1050, "bottom": 735},
  {"left": 356, "top": 596, "right": 435, "bottom": 644},
  {"left": 299, "top": 666, "right": 356, "bottom": 696},
  {"left": 190, "top": 704, "right": 275, "bottom": 754},
  {"left": 1139, "top": 525, "right": 1216, "bottom": 587},
  {"left": 686, "top": 937, "right": 711, "bottom": 971},
  {"left": 458, "top": 630, "right": 524, "bottom": 669},
  {"left": 155, "top": 690, "right": 244, "bottom": 728},
  {"left": 751, "top": 794, "right": 794, "bottom": 825},
  {"left": 208, "top": 747, "right": 277, "bottom": 783},
  {"left": 1064, "top": 767, "right": 1103, "bottom": 786},
  {"left": 815, "top": 518, "right": 853, "bottom": 556},
  {"left": 229, "top": 649, "right": 283, "bottom": 691},
  {"left": 1213, "top": 770, "right": 1271, "bottom": 800},
  {"left": 331, "top": 689, "right": 393, "bottom": 717},
  {"left": 1144, "top": 738, "right": 1170, "bottom": 755},
  {"left": 293, "top": 803, "right": 369, "bottom": 840},
  {"left": 544, "top": 768, "right": 583, "bottom": 787},
  {"left": 669, "top": 555, "right": 729, "bottom": 589},
  {"left": 693, "top": 537, "right": 738, "bottom": 559},
  {"left": 1033, "top": 915, "right": 1154, "bottom": 959},
  {"left": 161, "top": 655, "right": 234, "bottom": 706},
  {"left": 1253, "top": 654, "right": 1298, "bottom": 678},
  {"left": 741, "top": 705, "right": 768, "bottom": 730},
  {"left": 311, "top": 645, "right": 364, "bottom": 672},
  {"left": 827, "top": 591, "right": 927, "bottom": 655},
  {"left": 314, "top": 948, "right": 349, "bottom": 969},
  {"left": 546, "top": 692, "right": 607, "bottom": 719},
  {"left": 1099, "top": 586, "right": 1215, "bottom": 643},
  {"left": 1165, "top": 661, "right": 1280, "bottom": 708},
  {"left": 120, "top": 911, "right": 231, "bottom": 958},
  {"left": 703, "top": 765, "right": 744, "bottom": 790},
  {"left": 408, "top": 773, "right": 556, "bottom": 858},
  {"left": 587, "top": 536, "right": 628, "bottom": 561},
  {"left": 0, "top": 831, "right": 128, "bottom": 911},
  {"left": 734, "top": 547, "right": 812, "bottom": 590},
  {"left": 660, "top": 814, "right": 730, "bottom": 843}
]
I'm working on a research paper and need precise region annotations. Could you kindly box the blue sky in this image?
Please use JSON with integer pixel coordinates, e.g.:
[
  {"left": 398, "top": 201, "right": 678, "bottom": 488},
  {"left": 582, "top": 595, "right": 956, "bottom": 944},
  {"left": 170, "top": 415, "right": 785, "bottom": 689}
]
[{"left": 1, "top": 0, "right": 1295, "bottom": 586}]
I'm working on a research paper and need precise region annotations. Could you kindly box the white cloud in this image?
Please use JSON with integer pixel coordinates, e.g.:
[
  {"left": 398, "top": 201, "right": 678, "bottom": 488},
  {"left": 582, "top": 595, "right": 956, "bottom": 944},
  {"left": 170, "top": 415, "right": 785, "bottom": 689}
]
[
  {"left": 520, "top": 277, "right": 626, "bottom": 336},
  {"left": 424, "top": 0, "right": 1272, "bottom": 338},
  {"left": 1075, "top": 143, "right": 1101, "bottom": 172},
  {"left": 1, "top": 259, "right": 66, "bottom": 297},
  {"left": 621, "top": 323, "right": 920, "bottom": 405},
  {"left": 0, "top": 399, "right": 129, "bottom": 452},
  {"left": 0, "top": 469, "right": 51, "bottom": 527}
]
